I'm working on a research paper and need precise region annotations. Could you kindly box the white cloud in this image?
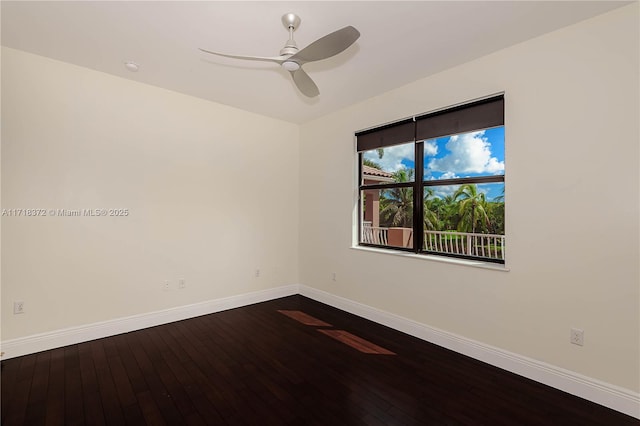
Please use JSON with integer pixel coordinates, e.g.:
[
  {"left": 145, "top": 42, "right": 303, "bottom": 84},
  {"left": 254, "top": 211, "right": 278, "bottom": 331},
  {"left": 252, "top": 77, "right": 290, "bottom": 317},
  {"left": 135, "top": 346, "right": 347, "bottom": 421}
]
[
  {"left": 431, "top": 186, "right": 458, "bottom": 199},
  {"left": 424, "top": 140, "right": 438, "bottom": 156},
  {"left": 427, "top": 131, "right": 504, "bottom": 175},
  {"left": 363, "top": 143, "right": 414, "bottom": 172},
  {"left": 439, "top": 171, "right": 458, "bottom": 180}
]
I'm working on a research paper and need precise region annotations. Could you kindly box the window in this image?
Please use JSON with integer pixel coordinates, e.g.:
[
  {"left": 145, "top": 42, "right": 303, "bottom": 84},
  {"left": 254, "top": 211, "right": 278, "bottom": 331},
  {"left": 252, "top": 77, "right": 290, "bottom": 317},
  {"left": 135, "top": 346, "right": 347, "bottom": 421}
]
[{"left": 357, "top": 95, "right": 505, "bottom": 263}]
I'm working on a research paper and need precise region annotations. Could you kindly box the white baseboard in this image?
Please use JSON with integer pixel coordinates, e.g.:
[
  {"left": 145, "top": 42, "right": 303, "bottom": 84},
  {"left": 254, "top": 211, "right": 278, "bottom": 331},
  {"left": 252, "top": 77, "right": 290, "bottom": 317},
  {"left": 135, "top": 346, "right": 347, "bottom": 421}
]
[
  {"left": 1, "top": 284, "right": 298, "bottom": 360},
  {"left": 299, "top": 285, "right": 640, "bottom": 419}
]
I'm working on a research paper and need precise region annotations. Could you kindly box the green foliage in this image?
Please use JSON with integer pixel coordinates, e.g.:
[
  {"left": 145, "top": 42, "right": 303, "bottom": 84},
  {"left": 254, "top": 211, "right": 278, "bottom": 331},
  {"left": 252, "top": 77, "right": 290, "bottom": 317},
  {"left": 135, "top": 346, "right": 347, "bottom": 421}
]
[
  {"left": 454, "top": 184, "right": 491, "bottom": 233},
  {"left": 379, "top": 168, "right": 413, "bottom": 228},
  {"left": 423, "top": 188, "right": 440, "bottom": 230},
  {"left": 486, "top": 201, "right": 505, "bottom": 234},
  {"left": 363, "top": 158, "right": 383, "bottom": 169},
  {"left": 377, "top": 173, "right": 505, "bottom": 235}
]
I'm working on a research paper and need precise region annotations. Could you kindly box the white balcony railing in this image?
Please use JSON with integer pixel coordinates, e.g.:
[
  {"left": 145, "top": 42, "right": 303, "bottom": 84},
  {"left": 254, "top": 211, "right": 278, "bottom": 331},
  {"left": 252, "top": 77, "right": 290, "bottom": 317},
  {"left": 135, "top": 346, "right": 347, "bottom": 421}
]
[
  {"left": 362, "top": 222, "right": 505, "bottom": 260},
  {"left": 361, "top": 222, "right": 388, "bottom": 245},
  {"left": 424, "top": 230, "right": 505, "bottom": 260}
]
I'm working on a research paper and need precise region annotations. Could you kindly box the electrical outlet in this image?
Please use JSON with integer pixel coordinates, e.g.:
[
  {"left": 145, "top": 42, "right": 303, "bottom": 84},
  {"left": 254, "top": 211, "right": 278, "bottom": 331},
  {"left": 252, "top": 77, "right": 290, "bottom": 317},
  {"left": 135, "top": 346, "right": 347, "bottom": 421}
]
[
  {"left": 178, "top": 279, "right": 186, "bottom": 289},
  {"left": 331, "top": 272, "right": 337, "bottom": 282},
  {"left": 163, "top": 281, "right": 171, "bottom": 291},
  {"left": 570, "top": 328, "right": 584, "bottom": 346},
  {"left": 13, "top": 301, "right": 25, "bottom": 314},
  {"left": 255, "top": 269, "right": 260, "bottom": 278}
]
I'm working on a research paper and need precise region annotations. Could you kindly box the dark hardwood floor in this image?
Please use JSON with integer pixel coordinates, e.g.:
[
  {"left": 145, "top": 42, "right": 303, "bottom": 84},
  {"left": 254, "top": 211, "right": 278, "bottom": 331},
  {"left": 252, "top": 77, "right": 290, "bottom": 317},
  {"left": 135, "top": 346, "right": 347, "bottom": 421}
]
[{"left": 2, "top": 295, "right": 638, "bottom": 425}]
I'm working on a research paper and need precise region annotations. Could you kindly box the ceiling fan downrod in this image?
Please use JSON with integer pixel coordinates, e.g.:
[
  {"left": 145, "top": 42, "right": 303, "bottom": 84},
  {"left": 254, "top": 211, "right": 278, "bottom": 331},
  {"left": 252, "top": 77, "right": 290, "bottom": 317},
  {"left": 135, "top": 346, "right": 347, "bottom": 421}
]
[
  {"left": 280, "top": 13, "right": 300, "bottom": 56},
  {"left": 280, "top": 13, "right": 301, "bottom": 70}
]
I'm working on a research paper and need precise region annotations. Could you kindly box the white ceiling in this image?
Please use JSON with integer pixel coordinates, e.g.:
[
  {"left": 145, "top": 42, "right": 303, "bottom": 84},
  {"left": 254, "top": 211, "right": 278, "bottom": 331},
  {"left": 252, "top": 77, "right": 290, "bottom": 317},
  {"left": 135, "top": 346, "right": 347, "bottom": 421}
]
[{"left": 1, "top": 1, "right": 628, "bottom": 124}]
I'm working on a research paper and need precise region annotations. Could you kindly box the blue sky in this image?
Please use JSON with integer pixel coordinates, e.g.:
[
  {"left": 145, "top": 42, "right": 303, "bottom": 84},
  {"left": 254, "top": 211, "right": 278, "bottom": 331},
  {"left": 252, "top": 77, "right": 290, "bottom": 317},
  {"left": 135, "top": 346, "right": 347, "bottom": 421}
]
[
  {"left": 363, "top": 126, "right": 505, "bottom": 200},
  {"left": 425, "top": 127, "right": 504, "bottom": 178}
]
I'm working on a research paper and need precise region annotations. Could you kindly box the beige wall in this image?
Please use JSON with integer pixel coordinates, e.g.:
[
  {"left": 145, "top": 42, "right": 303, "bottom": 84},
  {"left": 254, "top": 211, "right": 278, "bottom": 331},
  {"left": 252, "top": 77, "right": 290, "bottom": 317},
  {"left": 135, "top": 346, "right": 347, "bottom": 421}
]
[
  {"left": 299, "top": 4, "right": 639, "bottom": 392},
  {"left": 1, "top": 47, "right": 300, "bottom": 340}
]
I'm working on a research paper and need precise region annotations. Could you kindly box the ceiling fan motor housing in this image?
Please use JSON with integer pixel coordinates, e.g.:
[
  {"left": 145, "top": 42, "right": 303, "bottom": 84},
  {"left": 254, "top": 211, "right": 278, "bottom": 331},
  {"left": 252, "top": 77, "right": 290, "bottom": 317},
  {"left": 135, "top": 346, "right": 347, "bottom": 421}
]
[{"left": 279, "top": 44, "right": 298, "bottom": 56}]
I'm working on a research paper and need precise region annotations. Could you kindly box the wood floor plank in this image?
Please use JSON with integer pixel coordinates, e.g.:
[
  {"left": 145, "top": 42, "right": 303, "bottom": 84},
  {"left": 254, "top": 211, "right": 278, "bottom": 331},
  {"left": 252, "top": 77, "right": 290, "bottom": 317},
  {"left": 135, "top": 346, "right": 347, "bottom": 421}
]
[
  {"left": 2, "top": 295, "right": 638, "bottom": 425},
  {"left": 318, "top": 329, "right": 396, "bottom": 354},
  {"left": 111, "top": 333, "right": 148, "bottom": 396},
  {"left": 44, "top": 347, "right": 66, "bottom": 426},
  {"left": 1, "top": 355, "right": 35, "bottom": 426},
  {"left": 3, "top": 377, "right": 33, "bottom": 425},
  {"left": 78, "top": 342, "right": 106, "bottom": 426},
  {"left": 62, "top": 346, "right": 85, "bottom": 426},
  {"left": 106, "top": 353, "right": 138, "bottom": 408},
  {"left": 91, "top": 343, "right": 127, "bottom": 425},
  {"left": 277, "top": 309, "right": 333, "bottom": 326},
  {"left": 136, "top": 390, "right": 167, "bottom": 426},
  {"left": 121, "top": 403, "right": 147, "bottom": 426},
  {"left": 127, "top": 332, "right": 185, "bottom": 425},
  {"left": 0, "top": 356, "right": 21, "bottom": 411},
  {"left": 23, "top": 351, "right": 51, "bottom": 424},
  {"left": 166, "top": 321, "right": 238, "bottom": 421}
]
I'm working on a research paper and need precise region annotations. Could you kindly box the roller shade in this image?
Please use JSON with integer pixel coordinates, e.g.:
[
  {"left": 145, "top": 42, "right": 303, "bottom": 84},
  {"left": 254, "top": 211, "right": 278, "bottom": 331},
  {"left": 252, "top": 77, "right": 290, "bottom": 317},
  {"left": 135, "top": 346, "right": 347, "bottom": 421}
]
[
  {"left": 415, "top": 95, "right": 504, "bottom": 141},
  {"left": 356, "top": 118, "right": 414, "bottom": 152}
]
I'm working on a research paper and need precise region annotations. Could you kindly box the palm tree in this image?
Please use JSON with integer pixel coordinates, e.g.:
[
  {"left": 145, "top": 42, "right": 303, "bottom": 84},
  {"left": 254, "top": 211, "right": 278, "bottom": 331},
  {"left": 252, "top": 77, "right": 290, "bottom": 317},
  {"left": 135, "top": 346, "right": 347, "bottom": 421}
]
[
  {"left": 427, "top": 194, "right": 458, "bottom": 231},
  {"left": 423, "top": 188, "right": 440, "bottom": 230},
  {"left": 380, "top": 168, "right": 413, "bottom": 227},
  {"left": 454, "top": 184, "right": 490, "bottom": 233},
  {"left": 486, "top": 187, "right": 505, "bottom": 234},
  {"left": 486, "top": 199, "right": 505, "bottom": 235}
]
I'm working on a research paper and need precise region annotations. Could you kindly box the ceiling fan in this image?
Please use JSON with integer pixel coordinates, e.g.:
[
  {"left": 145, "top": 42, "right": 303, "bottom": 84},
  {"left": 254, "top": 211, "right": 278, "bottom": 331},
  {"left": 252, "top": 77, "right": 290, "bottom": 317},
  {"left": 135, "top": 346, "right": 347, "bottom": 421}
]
[{"left": 199, "top": 13, "right": 360, "bottom": 98}]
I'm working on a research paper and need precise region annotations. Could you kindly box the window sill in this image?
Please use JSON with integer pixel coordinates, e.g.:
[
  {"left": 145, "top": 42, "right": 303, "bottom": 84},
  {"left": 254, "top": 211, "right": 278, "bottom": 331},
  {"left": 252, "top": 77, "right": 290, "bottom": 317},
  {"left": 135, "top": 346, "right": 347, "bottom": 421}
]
[{"left": 350, "top": 245, "right": 510, "bottom": 272}]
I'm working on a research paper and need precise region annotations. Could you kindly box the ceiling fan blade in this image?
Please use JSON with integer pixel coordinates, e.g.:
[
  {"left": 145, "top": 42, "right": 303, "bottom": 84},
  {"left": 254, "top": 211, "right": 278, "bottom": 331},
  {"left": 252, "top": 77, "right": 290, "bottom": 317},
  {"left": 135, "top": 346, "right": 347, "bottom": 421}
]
[
  {"left": 199, "top": 48, "right": 286, "bottom": 64},
  {"left": 290, "top": 68, "right": 319, "bottom": 98},
  {"left": 289, "top": 26, "right": 360, "bottom": 64}
]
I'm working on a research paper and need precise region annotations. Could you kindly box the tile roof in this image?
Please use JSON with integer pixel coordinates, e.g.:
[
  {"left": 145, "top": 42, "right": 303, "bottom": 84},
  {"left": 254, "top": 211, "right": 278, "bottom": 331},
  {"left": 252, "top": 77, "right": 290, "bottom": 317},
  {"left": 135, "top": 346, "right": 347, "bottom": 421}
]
[
  {"left": 362, "top": 165, "right": 393, "bottom": 177},
  {"left": 362, "top": 165, "right": 395, "bottom": 182}
]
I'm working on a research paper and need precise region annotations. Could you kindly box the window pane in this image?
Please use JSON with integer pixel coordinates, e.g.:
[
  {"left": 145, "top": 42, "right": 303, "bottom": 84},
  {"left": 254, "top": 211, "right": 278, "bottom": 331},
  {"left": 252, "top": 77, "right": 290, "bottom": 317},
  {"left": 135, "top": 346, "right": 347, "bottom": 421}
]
[
  {"left": 423, "top": 183, "right": 505, "bottom": 260},
  {"left": 361, "top": 188, "right": 414, "bottom": 249},
  {"left": 362, "top": 142, "right": 415, "bottom": 185},
  {"left": 423, "top": 127, "right": 504, "bottom": 180}
]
